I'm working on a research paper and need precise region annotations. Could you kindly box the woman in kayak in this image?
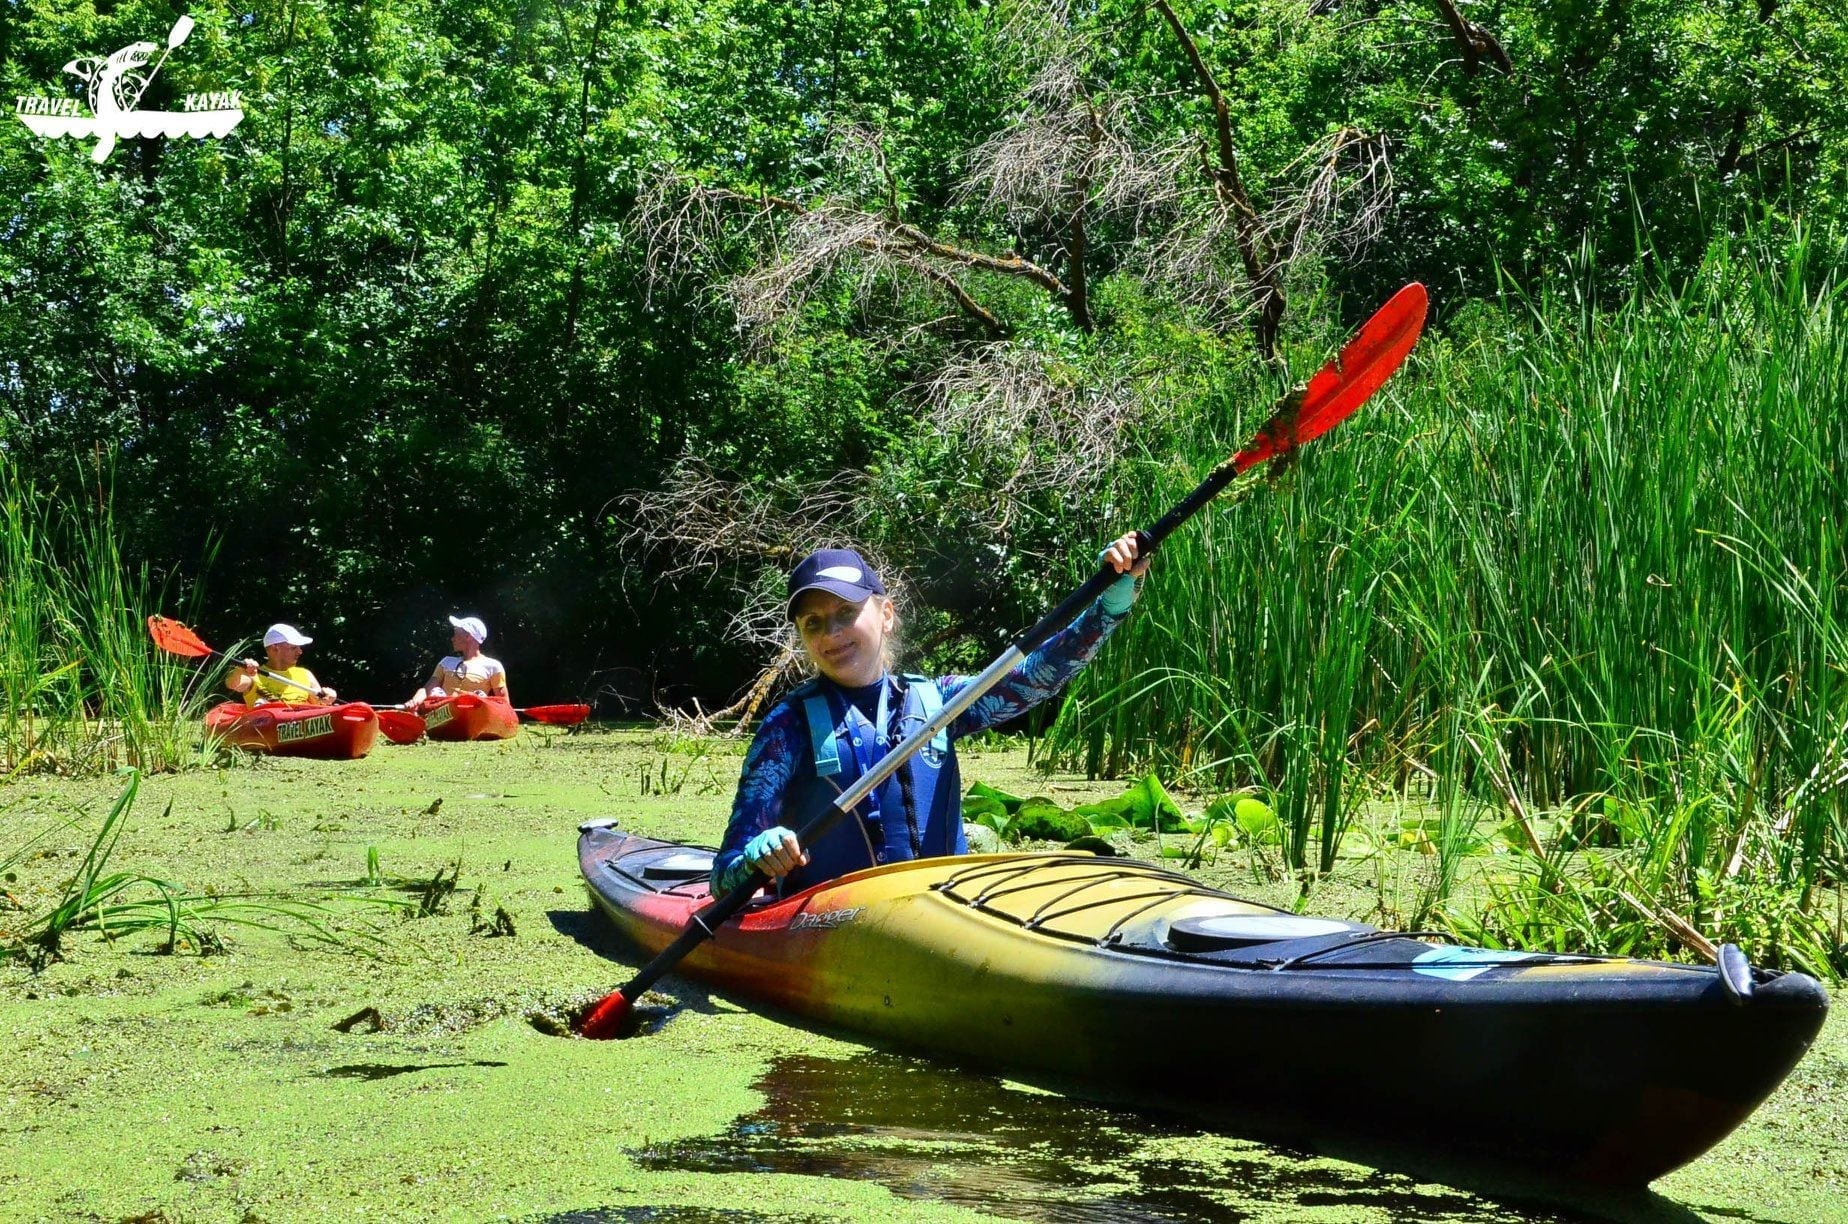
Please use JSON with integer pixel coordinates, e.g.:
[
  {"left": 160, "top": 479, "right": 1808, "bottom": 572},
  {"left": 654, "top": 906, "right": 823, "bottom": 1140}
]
[
  {"left": 225, "top": 623, "right": 338, "bottom": 705},
  {"left": 404, "top": 615, "right": 510, "bottom": 709},
  {"left": 711, "top": 537, "right": 1149, "bottom": 896}
]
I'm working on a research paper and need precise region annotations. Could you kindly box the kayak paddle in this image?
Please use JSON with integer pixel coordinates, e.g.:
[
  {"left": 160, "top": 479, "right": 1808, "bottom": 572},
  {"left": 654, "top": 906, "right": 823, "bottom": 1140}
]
[
  {"left": 148, "top": 615, "right": 328, "bottom": 696},
  {"left": 374, "top": 709, "right": 428, "bottom": 744},
  {"left": 128, "top": 15, "right": 194, "bottom": 111},
  {"left": 576, "top": 282, "right": 1429, "bottom": 1039},
  {"left": 146, "top": 615, "right": 426, "bottom": 743},
  {"left": 398, "top": 698, "right": 588, "bottom": 726},
  {"left": 515, "top": 703, "right": 591, "bottom": 726}
]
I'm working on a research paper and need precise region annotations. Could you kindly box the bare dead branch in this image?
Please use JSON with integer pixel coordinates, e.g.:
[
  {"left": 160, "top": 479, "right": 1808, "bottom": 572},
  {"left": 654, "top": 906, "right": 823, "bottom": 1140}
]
[
  {"left": 613, "top": 454, "right": 870, "bottom": 584},
  {"left": 917, "top": 345, "right": 1152, "bottom": 512},
  {"left": 612, "top": 456, "right": 930, "bottom": 659},
  {"left": 638, "top": 171, "right": 1072, "bottom": 337},
  {"left": 1148, "top": 0, "right": 1256, "bottom": 224},
  {"left": 654, "top": 644, "right": 801, "bottom": 737},
  {"left": 1429, "top": 0, "right": 1513, "bottom": 77},
  {"left": 1147, "top": 0, "right": 1287, "bottom": 356},
  {"left": 1259, "top": 127, "right": 1394, "bottom": 269}
]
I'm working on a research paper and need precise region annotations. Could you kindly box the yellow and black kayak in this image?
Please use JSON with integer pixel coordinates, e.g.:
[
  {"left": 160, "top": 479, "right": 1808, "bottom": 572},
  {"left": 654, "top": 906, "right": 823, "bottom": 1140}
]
[{"left": 580, "top": 823, "right": 1828, "bottom": 1185}]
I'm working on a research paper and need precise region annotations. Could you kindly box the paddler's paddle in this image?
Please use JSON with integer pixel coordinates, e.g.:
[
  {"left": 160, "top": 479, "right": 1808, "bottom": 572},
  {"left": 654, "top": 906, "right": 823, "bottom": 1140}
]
[
  {"left": 514, "top": 703, "right": 591, "bottom": 726},
  {"left": 146, "top": 616, "right": 426, "bottom": 743},
  {"left": 395, "top": 699, "right": 589, "bottom": 727},
  {"left": 128, "top": 14, "right": 194, "bottom": 111},
  {"left": 577, "top": 282, "right": 1430, "bottom": 1039},
  {"left": 374, "top": 708, "right": 428, "bottom": 744}
]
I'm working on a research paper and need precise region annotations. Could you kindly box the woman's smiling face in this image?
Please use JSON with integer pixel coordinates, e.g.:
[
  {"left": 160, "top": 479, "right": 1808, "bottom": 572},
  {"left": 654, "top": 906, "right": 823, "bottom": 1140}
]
[{"left": 793, "top": 589, "right": 893, "bottom": 687}]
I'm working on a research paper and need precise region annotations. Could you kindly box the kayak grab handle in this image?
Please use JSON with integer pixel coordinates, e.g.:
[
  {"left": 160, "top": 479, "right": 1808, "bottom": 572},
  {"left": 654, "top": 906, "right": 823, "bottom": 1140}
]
[{"left": 1718, "top": 943, "right": 1755, "bottom": 1006}]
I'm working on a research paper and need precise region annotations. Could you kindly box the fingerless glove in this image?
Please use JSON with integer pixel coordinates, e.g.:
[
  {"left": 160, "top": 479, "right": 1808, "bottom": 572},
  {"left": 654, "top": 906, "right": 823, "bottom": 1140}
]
[{"left": 1100, "top": 572, "right": 1140, "bottom": 616}]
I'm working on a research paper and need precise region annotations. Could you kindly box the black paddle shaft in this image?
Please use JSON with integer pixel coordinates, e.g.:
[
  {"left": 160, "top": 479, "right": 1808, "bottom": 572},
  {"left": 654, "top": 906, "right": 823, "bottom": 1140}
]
[
  {"left": 1020, "top": 453, "right": 1246, "bottom": 656},
  {"left": 605, "top": 453, "right": 1248, "bottom": 1008}
]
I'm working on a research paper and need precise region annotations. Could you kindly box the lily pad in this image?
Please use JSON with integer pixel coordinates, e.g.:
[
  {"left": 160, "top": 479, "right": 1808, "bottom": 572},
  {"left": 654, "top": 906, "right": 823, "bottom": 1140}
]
[
  {"left": 1208, "top": 794, "right": 1279, "bottom": 845},
  {"left": 1014, "top": 796, "right": 1091, "bottom": 843}
]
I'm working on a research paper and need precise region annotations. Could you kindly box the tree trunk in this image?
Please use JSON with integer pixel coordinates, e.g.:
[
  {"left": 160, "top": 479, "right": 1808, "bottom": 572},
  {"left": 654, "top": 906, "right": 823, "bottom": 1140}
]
[{"left": 562, "top": 0, "right": 613, "bottom": 354}]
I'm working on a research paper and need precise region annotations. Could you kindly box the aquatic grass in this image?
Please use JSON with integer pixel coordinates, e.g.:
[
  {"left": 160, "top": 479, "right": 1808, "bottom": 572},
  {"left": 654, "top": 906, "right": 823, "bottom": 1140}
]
[
  {"left": 0, "top": 454, "right": 219, "bottom": 775},
  {"left": 1047, "top": 226, "right": 1848, "bottom": 969},
  {"left": 6, "top": 771, "right": 402, "bottom": 969},
  {"left": 329, "top": 846, "right": 464, "bottom": 919}
]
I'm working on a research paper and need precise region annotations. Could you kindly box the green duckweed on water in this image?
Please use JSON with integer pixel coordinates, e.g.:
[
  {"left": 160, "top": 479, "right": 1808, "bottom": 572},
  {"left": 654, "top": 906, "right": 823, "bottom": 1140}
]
[{"left": 1, "top": 729, "right": 1843, "bottom": 1222}]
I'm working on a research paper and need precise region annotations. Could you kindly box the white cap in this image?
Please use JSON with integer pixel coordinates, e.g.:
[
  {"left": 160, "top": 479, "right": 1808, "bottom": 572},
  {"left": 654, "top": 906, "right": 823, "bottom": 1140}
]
[
  {"left": 264, "top": 623, "right": 313, "bottom": 647},
  {"left": 448, "top": 615, "right": 488, "bottom": 644}
]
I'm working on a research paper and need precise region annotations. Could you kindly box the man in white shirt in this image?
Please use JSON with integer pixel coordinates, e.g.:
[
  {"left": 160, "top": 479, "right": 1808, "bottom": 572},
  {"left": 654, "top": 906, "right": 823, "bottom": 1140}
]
[{"left": 405, "top": 615, "right": 509, "bottom": 708}]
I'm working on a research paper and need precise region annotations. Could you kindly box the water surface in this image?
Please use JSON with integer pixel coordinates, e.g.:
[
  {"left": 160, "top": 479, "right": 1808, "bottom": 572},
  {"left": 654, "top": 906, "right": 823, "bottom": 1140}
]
[{"left": 551, "top": 1050, "right": 1695, "bottom": 1222}]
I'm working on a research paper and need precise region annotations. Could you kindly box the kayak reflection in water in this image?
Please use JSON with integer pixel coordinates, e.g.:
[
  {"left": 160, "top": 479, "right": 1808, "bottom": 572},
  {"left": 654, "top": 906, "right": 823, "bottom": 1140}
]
[
  {"left": 226, "top": 623, "right": 338, "bottom": 706},
  {"left": 404, "top": 615, "right": 509, "bottom": 710},
  {"left": 712, "top": 537, "right": 1151, "bottom": 897}
]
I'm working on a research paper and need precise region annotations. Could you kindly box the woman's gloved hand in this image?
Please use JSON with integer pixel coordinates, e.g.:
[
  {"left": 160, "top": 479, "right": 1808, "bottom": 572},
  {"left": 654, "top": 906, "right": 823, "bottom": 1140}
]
[
  {"left": 745, "top": 826, "right": 807, "bottom": 878},
  {"left": 715, "top": 825, "right": 810, "bottom": 894}
]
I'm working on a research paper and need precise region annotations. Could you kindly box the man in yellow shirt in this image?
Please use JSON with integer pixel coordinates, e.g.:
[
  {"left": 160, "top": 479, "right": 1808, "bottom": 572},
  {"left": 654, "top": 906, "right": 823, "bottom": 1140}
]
[
  {"left": 225, "top": 624, "right": 338, "bottom": 706},
  {"left": 405, "top": 615, "right": 508, "bottom": 709}
]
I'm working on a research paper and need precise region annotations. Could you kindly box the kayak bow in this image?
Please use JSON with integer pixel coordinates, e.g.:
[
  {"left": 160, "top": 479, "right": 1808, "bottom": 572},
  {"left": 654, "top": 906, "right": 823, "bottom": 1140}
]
[{"left": 420, "top": 693, "right": 519, "bottom": 741}]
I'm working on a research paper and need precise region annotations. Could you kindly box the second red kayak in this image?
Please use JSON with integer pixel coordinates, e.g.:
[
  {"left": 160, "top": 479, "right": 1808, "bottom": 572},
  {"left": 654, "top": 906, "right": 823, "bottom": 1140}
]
[
  {"left": 204, "top": 701, "right": 380, "bottom": 759},
  {"left": 420, "top": 693, "right": 519, "bottom": 741}
]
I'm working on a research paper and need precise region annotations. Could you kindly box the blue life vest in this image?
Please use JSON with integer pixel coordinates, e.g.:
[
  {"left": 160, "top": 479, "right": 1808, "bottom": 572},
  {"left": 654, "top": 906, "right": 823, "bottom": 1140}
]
[{"left": 776, "top": 672, "right": 964, "bottom": 894}]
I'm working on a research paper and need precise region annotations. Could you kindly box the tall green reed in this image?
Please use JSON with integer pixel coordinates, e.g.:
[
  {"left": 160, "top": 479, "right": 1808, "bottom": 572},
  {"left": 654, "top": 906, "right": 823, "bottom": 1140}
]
[
  {"left": 1049, "top": 228, "right": 1847, "bottom": 968},
  {"left": 0, "top": 454, "right": 215, "bottom": 775}
]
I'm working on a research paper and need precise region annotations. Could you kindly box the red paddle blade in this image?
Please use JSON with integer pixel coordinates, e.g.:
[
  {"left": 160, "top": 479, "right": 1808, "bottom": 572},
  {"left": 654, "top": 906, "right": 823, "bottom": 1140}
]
[
  {"left": 578, "top": 989, "right": 632, "bottom": 1039},
  {"left": 519, "top": 703, "right": 591, "bottom": 726},
  {"left": 376, "top": 709, "right": 427, "bottom": 745},
  {"left": 1234, "top": 283, "right": 1428, "bottom": 473},
  {"left": 147, "top": 615, "right": 214, "bottom": 659}
]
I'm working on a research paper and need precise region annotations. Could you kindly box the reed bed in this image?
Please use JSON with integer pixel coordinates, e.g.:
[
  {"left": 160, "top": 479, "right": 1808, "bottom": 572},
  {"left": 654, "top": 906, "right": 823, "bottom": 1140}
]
[
  {"left": 1049, "top": 233, "right": 1848, "bottom": 973},
  {"left": 0, "top": 456, "right": 214, "bottom": 776}
]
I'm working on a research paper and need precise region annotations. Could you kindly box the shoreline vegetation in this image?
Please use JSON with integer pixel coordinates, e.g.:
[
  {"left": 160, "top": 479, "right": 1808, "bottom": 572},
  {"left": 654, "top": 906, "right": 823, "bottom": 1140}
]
[
  {"left": 1, "top": 452, "right": 218, "bottom": 778},
  {"left": 7, "top": 243, "right": 1841, "bottom": 981},
  {"left": 1045, "top": 238, "right": 1847, "bottom": 979},
  {"left": 1, "top": 731, "right": 1842, "bottom": 1221},
  {"left": 3, "top": 0, "right": 1845, "bottom": 1217}
]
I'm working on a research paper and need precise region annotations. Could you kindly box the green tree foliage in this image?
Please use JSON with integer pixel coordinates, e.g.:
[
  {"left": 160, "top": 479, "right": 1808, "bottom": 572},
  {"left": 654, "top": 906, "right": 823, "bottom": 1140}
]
[{"left": 0, "top": 0, "right": 1842, "bottom": 706}]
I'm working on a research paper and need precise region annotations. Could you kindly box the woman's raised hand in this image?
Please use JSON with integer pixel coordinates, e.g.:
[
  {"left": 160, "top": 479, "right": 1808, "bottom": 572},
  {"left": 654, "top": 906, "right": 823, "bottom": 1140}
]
[{"left": 1100, "top": 531, "right": 1151, "bottom": 578}]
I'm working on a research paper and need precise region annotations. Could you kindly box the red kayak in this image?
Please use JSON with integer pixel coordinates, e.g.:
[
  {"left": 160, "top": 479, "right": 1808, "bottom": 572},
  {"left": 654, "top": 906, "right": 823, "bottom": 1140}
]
[
  {"left": 420, "top": 693, "right": 518, "bottom": 742},
  {"left": 204, "top": 701, "right": 380, "bottom": 760}
]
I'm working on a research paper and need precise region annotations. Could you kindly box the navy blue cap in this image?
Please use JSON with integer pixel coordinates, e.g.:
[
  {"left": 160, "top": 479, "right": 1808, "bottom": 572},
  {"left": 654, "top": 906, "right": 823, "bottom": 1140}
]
[{"left": 787, "top": 548, "right": 885, "bottom": 615}]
